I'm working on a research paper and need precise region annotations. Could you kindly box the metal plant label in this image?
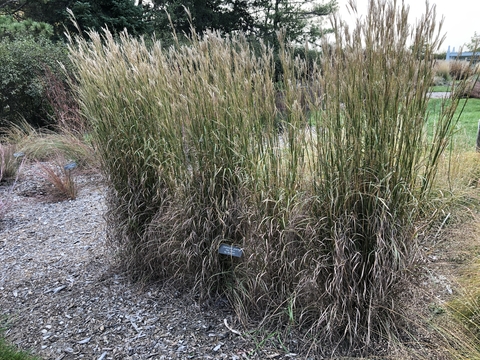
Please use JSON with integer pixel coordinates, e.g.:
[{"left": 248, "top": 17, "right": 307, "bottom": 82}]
[
  {"left": 64, "top": 162, "right": 77, "bottom": 171},
  {"left": 218, "top": 244, "right": 243, "bottom": 258}
]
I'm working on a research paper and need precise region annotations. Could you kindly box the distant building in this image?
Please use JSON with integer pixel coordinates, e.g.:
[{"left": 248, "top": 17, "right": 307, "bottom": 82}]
[{"left": 446, "top": 46, "right": 480, "bottom": 63}]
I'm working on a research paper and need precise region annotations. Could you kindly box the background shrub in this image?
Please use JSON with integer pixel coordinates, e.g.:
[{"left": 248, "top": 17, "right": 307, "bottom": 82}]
[
  {"left": 449, "top": 60, "right": 474, "bottom": 80},
  {"left": 433, "top": 60, "right": 451, "bottom": 84},
  {"left": 0, "top": 35, "right": 73, "bottom": 128}
]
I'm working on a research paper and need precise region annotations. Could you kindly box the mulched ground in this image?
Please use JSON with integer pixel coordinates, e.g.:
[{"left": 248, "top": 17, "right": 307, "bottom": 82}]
[{"left": 1, "top": 161, "right": 476, "bottom": 359}]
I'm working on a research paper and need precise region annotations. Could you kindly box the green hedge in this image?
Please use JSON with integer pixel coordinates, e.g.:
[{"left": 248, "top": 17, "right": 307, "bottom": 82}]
[{"left": 0, "top": 35, "right": 72, "bottom": 128}]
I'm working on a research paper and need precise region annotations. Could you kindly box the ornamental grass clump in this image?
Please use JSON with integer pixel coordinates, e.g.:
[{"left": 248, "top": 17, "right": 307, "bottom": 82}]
[
  {"left": 68, "top": 0, "right": 466, "bottom": 355},
  {"left": 0, "top": 143, "right": 21, "bottom": 181},
  {"left": 68, "top": 27, "right": 291, "bottom": 288},
  {"left": 38, "top": 157, "right": 78, "bottom": 201},
  {"left": 288, "top": 0, "right": 466, "bottom": 352},
  {"left": 0, "top": 143, "right": 24, "bottom": 221},
  {"left": 434, "top": 60, "right": 452, "bottom": 84}
]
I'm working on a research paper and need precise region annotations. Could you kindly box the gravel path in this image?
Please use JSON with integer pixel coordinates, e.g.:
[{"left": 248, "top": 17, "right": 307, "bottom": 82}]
[
  {"left": 0, "top": 163, "right": 283, "bottom": 360},
  {"left": 428, "top": 92, "right": 451, "bottom": 99}
]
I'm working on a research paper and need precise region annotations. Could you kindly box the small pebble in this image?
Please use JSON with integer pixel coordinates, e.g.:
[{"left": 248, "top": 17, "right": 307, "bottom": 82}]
[{"left": 77, "top": 336, "right": 91, "bottom": 344}]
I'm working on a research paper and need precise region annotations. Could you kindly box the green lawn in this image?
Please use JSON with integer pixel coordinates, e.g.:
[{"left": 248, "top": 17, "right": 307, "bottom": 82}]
[
  {"left": 430, "top": 81, "right": 465, "bottom": 93},
  {"left": 428, "top": 98, "right": 480, "bottom": 149},
  {"left": 430, "top": 85, "right": 451, "bottom": 92}
]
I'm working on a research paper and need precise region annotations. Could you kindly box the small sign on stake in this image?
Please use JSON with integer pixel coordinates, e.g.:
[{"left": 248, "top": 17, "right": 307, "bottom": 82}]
[
  {"left": 64, "top": 161, "right": 77, "bottom": 171},
  {"left": 218, "top": 244, "right": 243, "bottom": 258}
]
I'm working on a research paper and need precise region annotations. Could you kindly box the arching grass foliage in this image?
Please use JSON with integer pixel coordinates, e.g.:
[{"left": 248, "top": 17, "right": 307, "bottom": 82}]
[{"left": 68, "top": 0, "right": 467, "bottom": 355}]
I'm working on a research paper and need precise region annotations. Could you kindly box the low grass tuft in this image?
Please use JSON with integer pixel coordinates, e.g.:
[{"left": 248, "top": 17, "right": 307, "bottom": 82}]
[
  {"left": 2, "top": 120, "right": 95, "bottom": 168},
  {"left": 0, "top": 143, "right": 24, "bottom": 222},
  {"left": 38, "top": 156, "right": 77, "bottom": 201},
  {"left": 0, "top": 336, "right": 39, "bottom": 360},
  {"left": 0, "top": 143, "right": 22, "bottom": 181},
  {"left": 0, "top": 323, "right": 38, "bottom": 360},
  {"left": 444, "top": 247, "right": 480, "bottom": 351}
]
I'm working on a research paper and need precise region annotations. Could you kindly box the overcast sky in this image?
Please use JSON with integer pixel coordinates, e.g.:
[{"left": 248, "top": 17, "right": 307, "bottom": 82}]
[{"left": 335, "top": 0, "right": 479, "bottom": 52}]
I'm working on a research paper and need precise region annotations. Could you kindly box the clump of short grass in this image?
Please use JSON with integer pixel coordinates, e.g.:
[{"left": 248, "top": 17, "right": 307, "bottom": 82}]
[
  {"left": 0, "top": 143, "right": 22, "bottom": 181},
  {"left": 449, "top": 285, "right": 480, "bottom": 342},
  {"left": 0, "top": 317, "right": 39, "bottom": 360},
  {"left": 38, "top": 156, "right": 77, "bottom": 201},
  {"left": 433, "top": 234, "right": 480, "bottom": 358},
  {"left": 0, "top": 336, "right": 39, "bottom": 360},
  {"left": 3, "top": 120, "right": 95, "bottom": 168},
  {"left": 68, "top": 0, "right": 466, "bottom": 355},
  {"left": 443, "top": 224, "right": 480, "bottom": 339},
  {"left": 0, "top": 142, "right": 24, "bottom": 221},
  {"left": 436, "top": 150, "right": 480, "bottom": 190}
]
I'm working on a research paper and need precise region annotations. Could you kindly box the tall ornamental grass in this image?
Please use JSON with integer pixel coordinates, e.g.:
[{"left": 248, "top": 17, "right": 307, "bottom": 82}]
[
  {"left": 298, "top": 0, "right": 463, "bottom": 351},
  {"left": 69, "top": 0, "right": 466, "bottom": 355}
]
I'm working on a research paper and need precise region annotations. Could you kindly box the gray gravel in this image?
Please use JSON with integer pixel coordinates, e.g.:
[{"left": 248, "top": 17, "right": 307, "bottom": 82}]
[
  {"left": 428, "top": 92, "right": 451, "bottom": 99},
  {"left": 0, "top": 163, "right": 290, "bottom": 360}
]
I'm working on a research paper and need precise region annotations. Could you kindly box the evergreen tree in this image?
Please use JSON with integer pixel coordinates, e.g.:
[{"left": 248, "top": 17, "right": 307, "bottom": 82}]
[
  {"left": 0, "top": 14, "right": 54, "bottom": 39},
  {"left": 1, "top": 0, "right": 337, "bottom": 44},
  {"left": 1, "top": 0, "right": 147, "bottom": 38},
  {"left": 68, "top": 0, "right": 146, "bottom": 36},
  {"left": 147, "top": 0, "right": 253, "bottom": 38},
  {"left": 148, "top": 0, "right": 336, "bottom": 46},
  {"left": 251, "top": 0, "right": 337, "bottom": 46}
]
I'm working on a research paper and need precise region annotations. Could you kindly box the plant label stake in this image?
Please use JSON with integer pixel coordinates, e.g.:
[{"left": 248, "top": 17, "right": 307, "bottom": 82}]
[
  {"left": 64, "top": 161, "right": 77, "bottom": 171},
  {"left": 218, "top": 244, "right": 243, "bottom": 258}
]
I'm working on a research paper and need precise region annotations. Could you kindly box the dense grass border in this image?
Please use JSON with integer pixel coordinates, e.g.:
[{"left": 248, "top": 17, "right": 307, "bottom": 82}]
[{"left": 68, "top": 0, "right": 469, "bottom": 356}]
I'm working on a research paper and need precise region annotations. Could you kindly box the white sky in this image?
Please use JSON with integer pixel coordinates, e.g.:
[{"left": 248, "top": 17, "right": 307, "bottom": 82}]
[{"left": 335, "top": 0, "right": 480, "bottom": 52}]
